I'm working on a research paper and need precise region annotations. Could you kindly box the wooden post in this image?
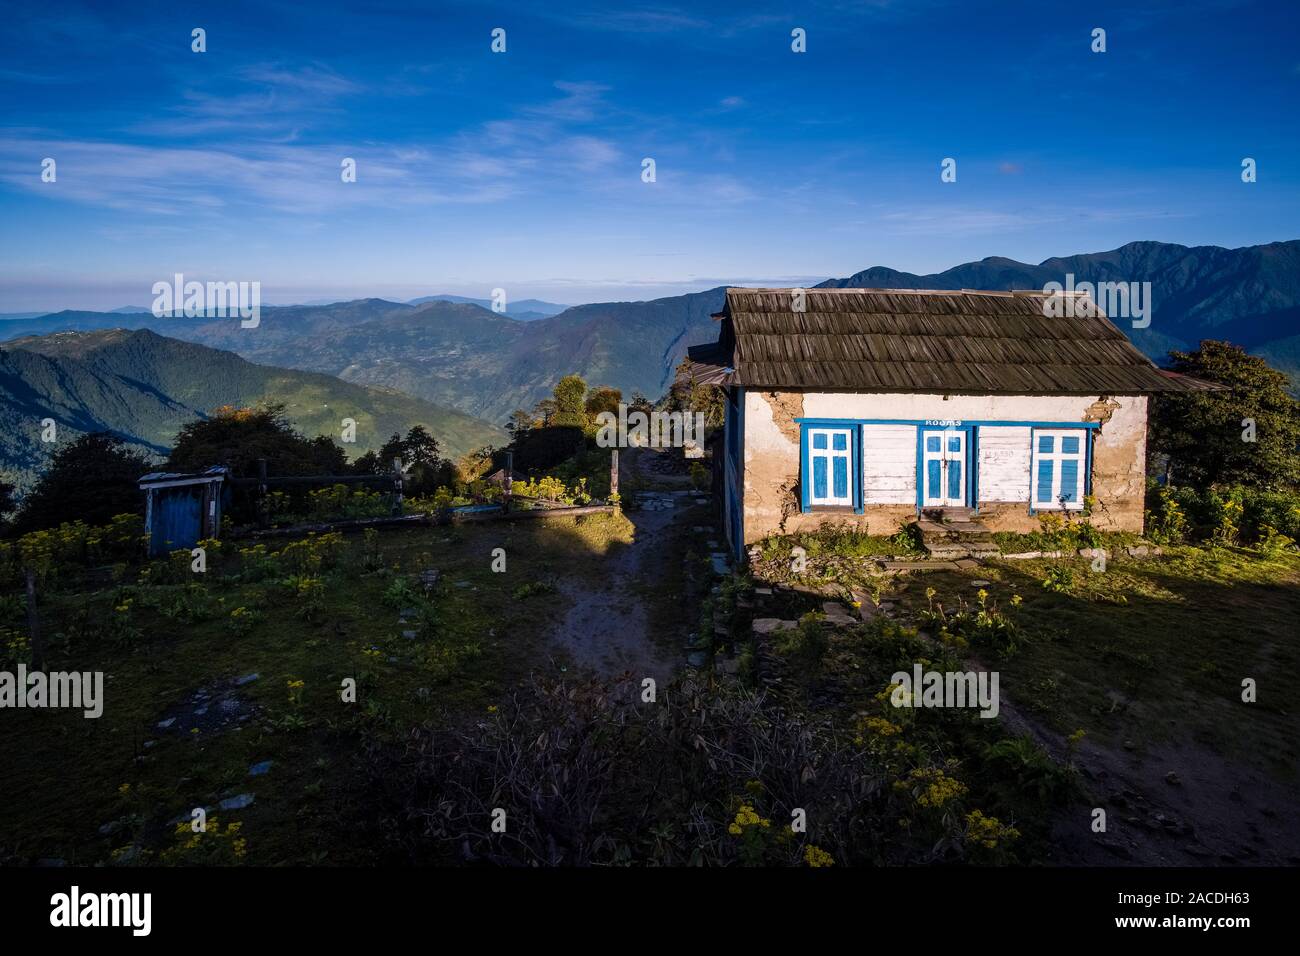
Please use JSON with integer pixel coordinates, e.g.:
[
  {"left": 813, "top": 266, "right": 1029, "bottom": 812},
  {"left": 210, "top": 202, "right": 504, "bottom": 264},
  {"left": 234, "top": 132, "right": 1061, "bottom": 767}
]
[
  {"left": 610, "top": 448, "right": 619, "bottom": 500},
  {"left": 391, "top": 457, "right": 404, "bottom": 515},
  {"left": 257, "top": 458, "right": 269, "bottom": 529},
  {"left": 504, "top": 450, "right": 514, "bottom": 510},
  {"left": 25, "top": 570, "right": 45, "bottom": 671}
]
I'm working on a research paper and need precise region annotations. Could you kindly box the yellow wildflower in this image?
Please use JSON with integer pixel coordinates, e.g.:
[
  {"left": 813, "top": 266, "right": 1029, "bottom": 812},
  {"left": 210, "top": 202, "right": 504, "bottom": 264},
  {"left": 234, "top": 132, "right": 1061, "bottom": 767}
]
[{"left": 803, "top": 844, "right": 834, "bottom": 867}]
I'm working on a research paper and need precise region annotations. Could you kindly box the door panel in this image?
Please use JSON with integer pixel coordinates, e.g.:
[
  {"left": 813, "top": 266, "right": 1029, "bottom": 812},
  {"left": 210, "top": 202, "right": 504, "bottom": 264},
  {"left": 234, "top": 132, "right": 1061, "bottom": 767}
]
[{"left": 922, "top": 428, "right": 967, "bottom": 507}]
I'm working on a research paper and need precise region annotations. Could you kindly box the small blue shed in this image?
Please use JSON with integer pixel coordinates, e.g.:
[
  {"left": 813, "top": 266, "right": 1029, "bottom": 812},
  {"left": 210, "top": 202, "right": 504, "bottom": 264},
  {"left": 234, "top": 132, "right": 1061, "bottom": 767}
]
[{"left": 139, "top": 467, "right": 229, "bottom": 557}]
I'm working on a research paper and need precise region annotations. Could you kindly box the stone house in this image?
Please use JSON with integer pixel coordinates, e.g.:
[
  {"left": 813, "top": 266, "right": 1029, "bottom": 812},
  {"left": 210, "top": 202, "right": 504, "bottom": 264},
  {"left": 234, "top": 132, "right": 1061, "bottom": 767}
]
[{"left": 686, "top": 288, "right": 1220, "bottom": 556}]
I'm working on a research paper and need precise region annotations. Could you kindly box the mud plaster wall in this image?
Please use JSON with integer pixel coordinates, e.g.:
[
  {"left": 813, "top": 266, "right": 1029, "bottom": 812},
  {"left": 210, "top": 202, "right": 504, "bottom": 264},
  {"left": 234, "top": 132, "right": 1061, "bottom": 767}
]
[{"left": 741, "top": 391, "right": 1148, "bottom": 542}]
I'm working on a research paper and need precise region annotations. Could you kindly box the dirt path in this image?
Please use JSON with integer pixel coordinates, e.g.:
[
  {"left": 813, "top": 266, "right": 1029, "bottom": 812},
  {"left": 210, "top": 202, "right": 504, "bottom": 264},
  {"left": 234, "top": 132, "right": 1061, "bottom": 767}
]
[
  {"left": 985, "top": 664, "right": 1300, "bottom": 865},
  {"left": 548, "top": 448, "right": 703, "bottom": 682}
]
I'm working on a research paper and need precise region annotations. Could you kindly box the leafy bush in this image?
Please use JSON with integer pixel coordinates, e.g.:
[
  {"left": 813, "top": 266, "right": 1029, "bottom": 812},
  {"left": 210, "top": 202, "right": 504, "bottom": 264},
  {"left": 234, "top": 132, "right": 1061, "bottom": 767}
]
[
  {"left": 919, "top": 586, "right": 1023, "bottom": 656},
  {"left": 511, "top": 580, "right": 556, "bottom": 600},
  {"left": 0, "top": 514, "right": 145, "bottom": 586},
  {"left": 1147, "top": 482, "right": 1300, "bottom": 547},
  {"left": 11, "top": 434, "right": 150, "bottom": 535},
  {"left": 382, "top": 575, "right": 421, "bottom": 609},
  {"left": 1041, "top": 565, "right": 1075, "bottom": 594},
  {"left": 277, "top": 532, "right": 345, "bottom": 574},
  {"left": 306, "top": 485, "right": 390, "bottom": 521},
  {"left": 774, "top": 613, "right": 831, "bottom": 673}
]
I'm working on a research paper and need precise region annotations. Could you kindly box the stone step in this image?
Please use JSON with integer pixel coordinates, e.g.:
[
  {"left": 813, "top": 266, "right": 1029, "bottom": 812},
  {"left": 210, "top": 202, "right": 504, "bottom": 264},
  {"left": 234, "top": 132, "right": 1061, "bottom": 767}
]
[{"left": 879, "top": 559, "right": 961, "bottom": 572}]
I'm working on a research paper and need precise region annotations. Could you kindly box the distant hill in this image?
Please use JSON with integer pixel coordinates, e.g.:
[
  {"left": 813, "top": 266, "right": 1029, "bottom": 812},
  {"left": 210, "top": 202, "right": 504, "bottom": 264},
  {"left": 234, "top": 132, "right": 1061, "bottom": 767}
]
[
  {"left": 5, "top": 241, "right": 1297, "bottom": 424},
  {"left": 405, "top": 294, "right": 568, "bottom": 321},
  {"left": 819, "top": 240, "right": 1300, "bottom": 365},
  {"left": 0, "top": 329, "right": 505, "bottom": 492}
]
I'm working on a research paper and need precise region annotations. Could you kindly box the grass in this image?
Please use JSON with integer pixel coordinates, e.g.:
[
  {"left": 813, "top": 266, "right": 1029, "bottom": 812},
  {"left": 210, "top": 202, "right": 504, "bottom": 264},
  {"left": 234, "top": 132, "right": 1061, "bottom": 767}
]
[
  {"left": 889, "top": 545, "right": 1300, "bottom": 784},
  {"left": 736, "top": 530, "right": 1300, "bottom": 863},
  {"left": 0, "top": 511, "right": 635, "bottom": 866}
]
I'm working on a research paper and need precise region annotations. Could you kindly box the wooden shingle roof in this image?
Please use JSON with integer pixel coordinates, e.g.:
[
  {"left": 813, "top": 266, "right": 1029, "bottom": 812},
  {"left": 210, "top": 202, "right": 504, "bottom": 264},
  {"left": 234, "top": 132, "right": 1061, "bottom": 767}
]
[{"left": 685, "top": 288, "right": 1222, "bottom": 395}]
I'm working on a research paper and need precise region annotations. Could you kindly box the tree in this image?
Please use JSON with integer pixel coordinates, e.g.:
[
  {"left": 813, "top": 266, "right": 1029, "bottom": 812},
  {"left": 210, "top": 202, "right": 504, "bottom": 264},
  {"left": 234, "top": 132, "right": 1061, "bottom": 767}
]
[
  {"left": 456, "top": 446, "right": 495, "bottom": 483},
  {"left": 1149, "top": 341, "right": 1300, "bottom": 489},
  {"left": 0, "top": 479, "right": 16, "bottom": 529},
  {"left": 403, "top": 425, "right": 441, "bottom": 467},
  {"left": 584, "top": 386, "right": 622, "bottom": 423},
  {"left": 531, "top": 398, "right": 558, "bottom": 427},
  {"left": 351, "top": 450, "right": 381, "bottom": 475},
  {"left": 552, "top": 374, "right": 588, "bottom": 428},
  {"left": 168, "top": 404, "right": 348, "bottom": 477},
  {"left": 12, "top": 433, "right": 152, "bottom": 534},
  {"left": 669, "top": 358, "right": 725, "bottom": 428},
  {"left": 506, "top": 408, "right": 535, "bottom": 439},
  {"left": 511, "top": 426, "right": 585, "bottom": 473},
  {"left": 378, "top": 425, "right": 450, "bottom": 496}
]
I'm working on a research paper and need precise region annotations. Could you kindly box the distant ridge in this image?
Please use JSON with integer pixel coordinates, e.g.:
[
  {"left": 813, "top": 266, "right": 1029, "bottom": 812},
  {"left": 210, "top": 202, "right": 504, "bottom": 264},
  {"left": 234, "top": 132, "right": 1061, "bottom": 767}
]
[
  {"left": 0, "top": 328, "right": 505, "bottom": 491},
  {"left": 3, "top": 240, "right": 1297, "bottom": 422},
  {"left": 405, "top": 294, "right": 568, "bottom": 320}
]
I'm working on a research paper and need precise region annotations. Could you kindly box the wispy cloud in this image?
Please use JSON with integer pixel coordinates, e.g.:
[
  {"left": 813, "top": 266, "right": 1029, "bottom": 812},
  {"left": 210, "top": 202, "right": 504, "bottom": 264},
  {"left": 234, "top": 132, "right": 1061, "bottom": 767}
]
[{"left": 239, "top": 63, "right": 362, "bottom": 96}]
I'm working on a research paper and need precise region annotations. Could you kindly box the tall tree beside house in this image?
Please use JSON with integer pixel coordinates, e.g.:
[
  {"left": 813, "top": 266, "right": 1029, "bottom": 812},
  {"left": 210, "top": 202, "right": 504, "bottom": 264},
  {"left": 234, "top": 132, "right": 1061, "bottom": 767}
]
[
  {"left": 11, "top": 433, "right": 152, "bottom": 534},
  {"left": 668, "top": 358, "right": 725, "bottom": 428},
  {"left": 1150, "top": 341, "right": 1300, "bottom": 490},
  {"left": 168, "top": 404, "right": 348, "bottom": 477}
]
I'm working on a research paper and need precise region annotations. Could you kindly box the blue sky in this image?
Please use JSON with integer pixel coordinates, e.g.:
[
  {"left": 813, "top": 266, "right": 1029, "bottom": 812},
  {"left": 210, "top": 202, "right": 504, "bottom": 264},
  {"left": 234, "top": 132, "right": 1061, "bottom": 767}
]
[{"left": 0, "top": 0, "right": 1296, "bottom": 311}]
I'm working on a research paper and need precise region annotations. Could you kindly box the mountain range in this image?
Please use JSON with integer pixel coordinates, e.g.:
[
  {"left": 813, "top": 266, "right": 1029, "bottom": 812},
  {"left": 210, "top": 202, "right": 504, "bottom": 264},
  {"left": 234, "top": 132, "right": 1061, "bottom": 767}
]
[
  {"left": 2, "top": 240, "right": 1297, "bottom": 434},
  {"left": 404, "top": 295, "right": 567, "bottom": 321},
  {"left": 0, "top": 329, "right": 505, "bottom": 491}
]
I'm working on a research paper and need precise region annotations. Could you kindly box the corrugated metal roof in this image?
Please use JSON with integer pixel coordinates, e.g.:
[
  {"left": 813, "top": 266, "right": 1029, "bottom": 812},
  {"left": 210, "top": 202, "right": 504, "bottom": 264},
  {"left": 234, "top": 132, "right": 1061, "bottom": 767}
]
[
  {"left": 139, "top": 465, "right": 229, "bottom": 486},
  {"left": 691, "top": 288, "right": 1223, "bottom": 394}
]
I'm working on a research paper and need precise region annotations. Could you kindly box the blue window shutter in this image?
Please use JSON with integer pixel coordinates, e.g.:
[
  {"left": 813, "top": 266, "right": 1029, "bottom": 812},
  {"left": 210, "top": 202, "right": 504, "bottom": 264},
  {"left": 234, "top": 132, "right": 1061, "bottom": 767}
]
[
  {"left": 926, "top": 435, "right": 940, "bottom": 452},
  {"left": 927, "top": 459, "right": 941, "bottom": 498},
  {"left": 1060, "top": 459, "right": 1079, "bottom": 501},
  {"left": 1038, "top": 435, "right": 1054, "bottom": 453},
  {"left": 832, "top": 432, "right": 847, "bottom": 451},
  {"left": 1036, "top": 459, "right": 1054, "bottom": 503},
  {"left": 1061, "top": 435, "right": 1080, "bottom": 455},
  {"left": 832, "top": 455, "right": 847, "bottom": 499},
  {"left": 813, "top": 433, "right": 827, "bottom": 450},
  {"left": 813, "top": 456, "right": 827, "bottom": 499}
]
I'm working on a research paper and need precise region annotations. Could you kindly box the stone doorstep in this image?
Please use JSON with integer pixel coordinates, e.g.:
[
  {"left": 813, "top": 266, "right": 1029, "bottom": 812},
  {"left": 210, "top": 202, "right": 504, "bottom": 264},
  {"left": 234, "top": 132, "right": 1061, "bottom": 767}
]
[
  {"left": 944, "top": 521, "right": 990, "bottom": 534},
  {"left": 879, "top": 559, "right": 961, "bottom": 572},
  {"left": 821, "top": 602, "right": 858, "bottom": 626}
]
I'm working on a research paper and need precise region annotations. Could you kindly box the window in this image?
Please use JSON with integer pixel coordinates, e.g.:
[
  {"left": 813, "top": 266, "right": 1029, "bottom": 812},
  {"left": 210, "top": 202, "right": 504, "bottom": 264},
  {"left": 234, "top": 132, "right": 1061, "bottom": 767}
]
[
  {"left": 1031, "top": 429, "right": 1087, "bottom": 509},
  {"left": 806, "top": 427, "right": 853, "bottom": 506}
]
